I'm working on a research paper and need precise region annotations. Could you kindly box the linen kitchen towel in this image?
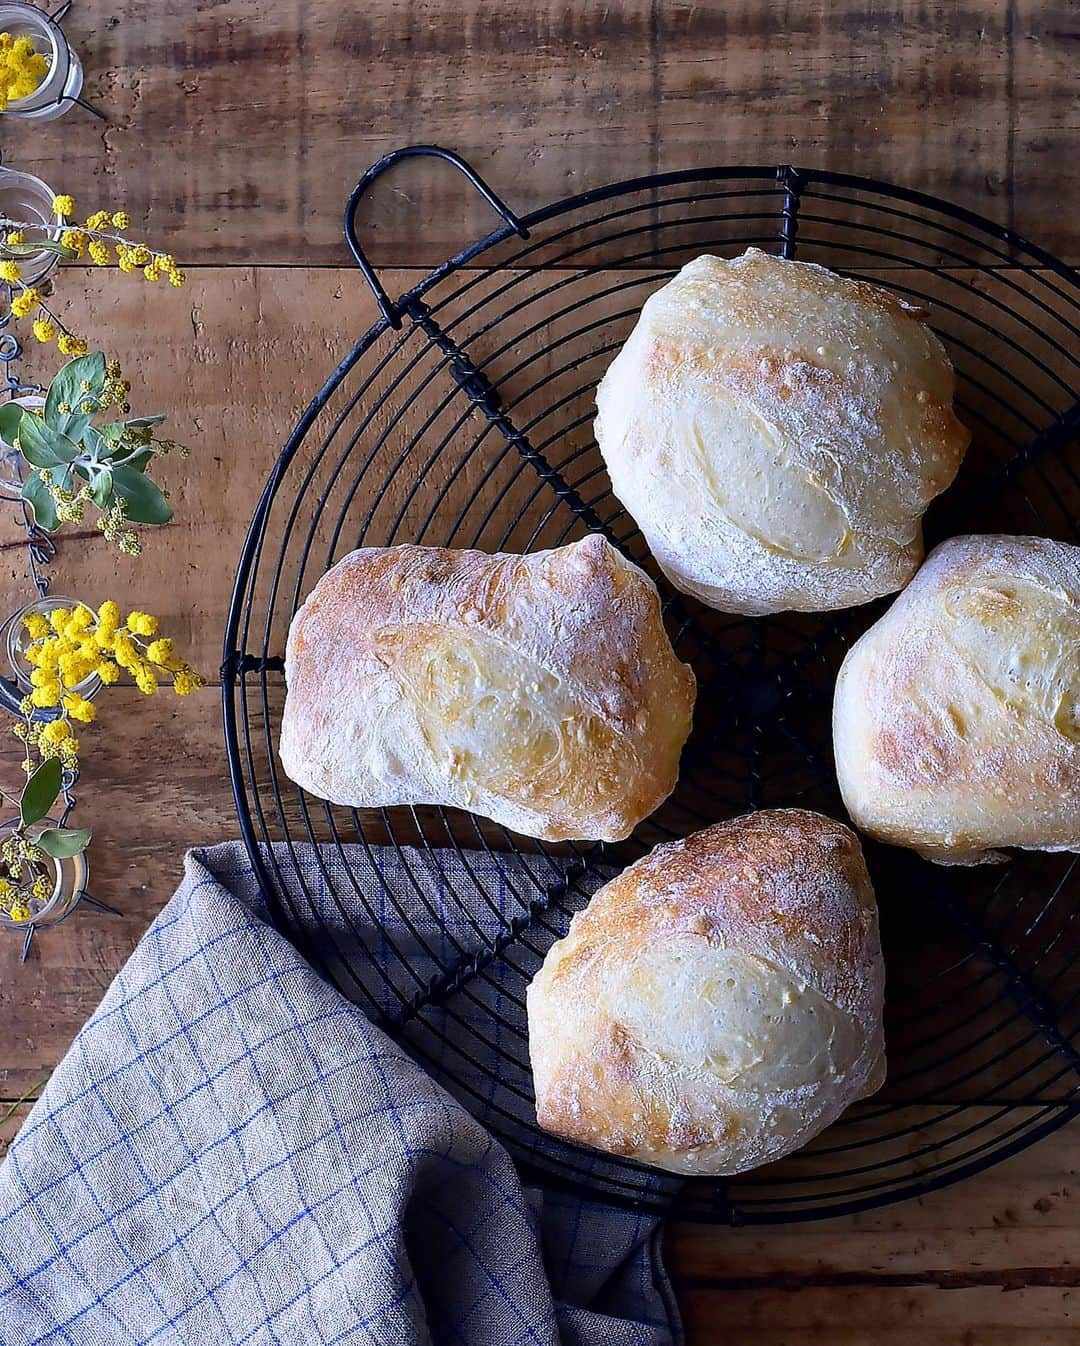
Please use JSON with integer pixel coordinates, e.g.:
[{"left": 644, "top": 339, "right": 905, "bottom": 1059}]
[{"left": 0, "top": 842, "right": 682, "bottom": 1346}]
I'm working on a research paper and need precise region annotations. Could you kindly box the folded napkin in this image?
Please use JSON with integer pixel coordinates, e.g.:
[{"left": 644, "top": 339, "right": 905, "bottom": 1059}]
[{"left": 0, "top": 843, "right": 683, "bottom": 1346}]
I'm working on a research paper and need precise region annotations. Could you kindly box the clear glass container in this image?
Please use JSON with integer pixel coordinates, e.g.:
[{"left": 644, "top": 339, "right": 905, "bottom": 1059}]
[
  {"left": 0, "top": 3, "right": 82, "bottom": 121},
  {"left": 0, "top": 165, "right": 63, "bottom": 285},
  {"left": 0, "top": 815, "right": 88, "bottom": 929},
  {"left": 0, "top": 390, "right": 42, "bottom": 497},
  {"left": 6, "top": 594, "right": 102, "bottom": 700}
]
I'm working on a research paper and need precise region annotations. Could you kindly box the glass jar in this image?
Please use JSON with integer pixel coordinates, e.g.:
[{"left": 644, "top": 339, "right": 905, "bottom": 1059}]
[
  {"left": 0, "top": 2, "right": 82, "bottom": 121},
  {"left": 0, "top": 816, "right": 88, "bottom": 929},
  {"left": 0, "top": 390, "right": 42, "bottom": 498},
  {"left": 0, "top": 165, "right": 63, "bottom": 285},
  {"left": 6, "top": 594, "right": 102, "bottom": 700}
]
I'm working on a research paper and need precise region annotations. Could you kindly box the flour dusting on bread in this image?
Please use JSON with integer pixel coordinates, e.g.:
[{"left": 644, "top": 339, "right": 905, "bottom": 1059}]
[
  {"left": 527, "top": 810, "right": 886, "bottom": 1174},
  {"left": 834, "top": 534, "right": 1080, "bottom": 863},
  {"left": 280, "top": 535, "right": 696, "bottom": 842},
  {"left": 595, "top": 249, "right": 970, "bottom": 615}
]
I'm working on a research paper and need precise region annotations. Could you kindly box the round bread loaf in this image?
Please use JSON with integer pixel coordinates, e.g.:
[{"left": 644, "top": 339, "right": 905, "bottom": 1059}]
[
  {"left": 834, "top": 534, "right": 1080, "bottom": 864},
  {"left": 527, "top": 810, "right": 886, "bottom": 1175},
  {"left": 280, "top": 534, "right": 696, "bottom": 843},
  {"left": 594, "top": 248, "right": 970, "bottom": 615}
]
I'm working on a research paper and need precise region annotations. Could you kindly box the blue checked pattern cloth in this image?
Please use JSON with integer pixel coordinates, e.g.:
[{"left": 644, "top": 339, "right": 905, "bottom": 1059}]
[{"left": 0, "top": 843, "right": 683, "bottom": 1346}]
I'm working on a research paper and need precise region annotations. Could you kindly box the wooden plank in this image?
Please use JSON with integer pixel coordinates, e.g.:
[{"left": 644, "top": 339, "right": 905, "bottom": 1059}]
[
  {"left": 1013, "top": 2, "right": 1080, "bottom": 262},
  {"left": 668, "top": 1112, "right": 1079, "bottom": 1277},
  {"left": 653, "top": 2, "right": 1014, "bottom": 247},
  {"left": 677, "top": 1112, "right": 1080, "bottom": 1339},
  {"left": 0, "top": 265, "right": 390, "bottom": 673},
  {"left": 2, "top": 2, "right": 1074, "bottom": 266},
  {"left": 677, "top": 1285, "right": 1078, "bottom": 1344}
]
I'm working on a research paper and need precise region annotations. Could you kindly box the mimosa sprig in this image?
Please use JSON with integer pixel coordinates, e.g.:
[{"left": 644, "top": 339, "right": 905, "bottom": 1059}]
[
  {"left": 0, "top": 34, "right": 48, "bottom": 111},
  {"left": 15, "top": 600, "right": 203, "bottom": 772},
  {"left": 0, "top": 193, "right": 185, "bottom": 352},
  {"left": 0, "top": 601, "right": 203, "bottom": 925}
]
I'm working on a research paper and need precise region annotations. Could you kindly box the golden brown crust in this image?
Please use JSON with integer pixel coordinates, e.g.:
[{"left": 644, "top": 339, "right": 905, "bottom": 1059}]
[
  {"left": 527, "top": 810, "right": 886, "bottom": 1174},
  {"left": 558, "top": 811, "right": 873, "bottom": 989},
  {"left": 834, "top": 534, "right": 1080, "bottom": 862},
  {"left": 280, "top": 534, "right": 696, "bottom": 842}
]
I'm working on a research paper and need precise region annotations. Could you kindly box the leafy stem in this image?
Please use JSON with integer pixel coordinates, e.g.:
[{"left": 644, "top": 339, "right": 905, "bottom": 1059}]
[
  {"left": 0, "top": 216, "right": 175, "bottom": 266},
  {"left": 2, "top": 351, "right": 185, "bottom": 553}
]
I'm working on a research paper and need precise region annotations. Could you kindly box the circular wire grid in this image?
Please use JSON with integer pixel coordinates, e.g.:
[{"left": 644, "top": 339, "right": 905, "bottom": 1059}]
[{"left": 223, "top": 160, "right": 1080, "bottom": 1223}]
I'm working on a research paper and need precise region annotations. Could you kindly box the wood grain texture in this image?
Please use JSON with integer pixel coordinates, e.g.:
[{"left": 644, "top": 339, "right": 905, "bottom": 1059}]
[
  {"left": 0, "top": 5, "right": 1075, "bottom": 1340},
  {"left": 669, "top": 1115, "right": 1079, "bottom": 1280},
  {"left": 0, "top": 1, "right": 1076, "bottom": 266},
  {"left": 2, "top": 267, "right": 388, "bottom": 671},
  {"left": 678, "top": 1286, "right": 1078, "bottom": 1344}
]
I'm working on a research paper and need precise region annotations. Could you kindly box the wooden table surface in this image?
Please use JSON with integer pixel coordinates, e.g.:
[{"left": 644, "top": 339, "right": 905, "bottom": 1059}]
[{"left": 0, "top": 3, "right": 1077, "bottom": 1341}]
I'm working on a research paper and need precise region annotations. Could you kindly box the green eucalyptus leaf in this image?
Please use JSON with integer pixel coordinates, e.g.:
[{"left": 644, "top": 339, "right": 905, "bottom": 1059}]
[
  {"left": 111, "top": 465, "right": 172, "bottom": 524},
  {"left": 20, "top": 756, "right": 62, "bottom": 828},
  {"left": 58, "top": 411, "right": 93, "bottom": 446},
  {"left": 17, "top": 414, "right": 79, "bottom": 467},
  {"left": 36, "top": 826, "right": 92, "bottom": 859},
  {"left": 0, "top": 401, "right": 23, "bottom": 444},
  {"left": 0, "top": 241, "right": 78, "bottom": 261},
  {"left": 95, "top": 422, "right": 125, "bottom": 446},
  {"left": 89, "top": 466, "right": 113, "bottom": 508},
  {"left": 22, "top": 472, "right": 57, "bottom": 530},
  {"left": 15, "top": 415, "right": 60, "bottom": 467},
  {"left": 45, "top": 352, "right": 106, "bottom": 439},
  {"left": 118, "top": 446, "right": 154, "bottom": 473},
  {"left": 124, "top": 415, "right": 167, "bottom": 429}
]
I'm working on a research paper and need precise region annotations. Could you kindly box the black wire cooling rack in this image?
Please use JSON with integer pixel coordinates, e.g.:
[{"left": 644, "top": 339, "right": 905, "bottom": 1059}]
[{"left": 222, "top": 147, "right": 1080, "bottom": 1223}]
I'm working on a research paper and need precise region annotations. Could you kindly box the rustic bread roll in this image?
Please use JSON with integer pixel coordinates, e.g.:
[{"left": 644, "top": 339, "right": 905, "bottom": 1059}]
[
  {"left": 280, "top": 535, "right": 695, "bottom": 842},
  {"left": 834, "top": 534, "right": 1080, "bottom": 865},
  {"left": 595, "top": 248, "right": 970, "bottom": 615},
  {"left": 527, "top": 810, "right": 885, "bottom": 1175}
]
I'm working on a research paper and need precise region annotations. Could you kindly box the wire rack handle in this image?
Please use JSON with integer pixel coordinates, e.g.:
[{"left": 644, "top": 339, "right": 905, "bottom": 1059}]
[{"left": 344, "top": 145, "right": 529, "bottom": 329}]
